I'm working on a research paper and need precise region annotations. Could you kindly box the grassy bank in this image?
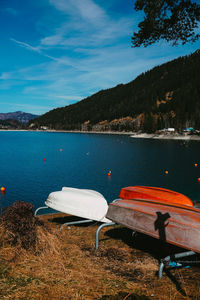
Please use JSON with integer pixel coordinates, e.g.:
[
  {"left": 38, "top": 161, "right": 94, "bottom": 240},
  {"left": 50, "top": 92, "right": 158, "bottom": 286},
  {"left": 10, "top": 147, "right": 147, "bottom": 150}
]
[{"left": 0, "top": 213, "right": 200, "bottom": 299}]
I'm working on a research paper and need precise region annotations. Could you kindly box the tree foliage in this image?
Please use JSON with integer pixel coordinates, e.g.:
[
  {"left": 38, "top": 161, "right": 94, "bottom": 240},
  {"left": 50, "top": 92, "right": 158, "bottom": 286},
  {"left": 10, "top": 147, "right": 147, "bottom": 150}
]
[{"left": 132, "top": 0, "right": 200, "bottom": 47}]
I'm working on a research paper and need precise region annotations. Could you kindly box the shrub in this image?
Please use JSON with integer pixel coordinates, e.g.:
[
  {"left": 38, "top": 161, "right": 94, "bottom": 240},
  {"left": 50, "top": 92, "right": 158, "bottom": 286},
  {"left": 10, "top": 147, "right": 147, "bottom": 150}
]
[{"left": 1, "top": 201, "right": 42, "bottom": 250}]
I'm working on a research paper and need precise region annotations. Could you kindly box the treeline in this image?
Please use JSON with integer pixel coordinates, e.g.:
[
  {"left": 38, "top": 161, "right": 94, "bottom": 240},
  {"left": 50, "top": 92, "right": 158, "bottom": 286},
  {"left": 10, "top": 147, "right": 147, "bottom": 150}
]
[
  {"left": 0, "top": 119, "right": 24, "bottom": 129},
  {"left": 30, "top": 49, "right": 200, "bottom": 132}
]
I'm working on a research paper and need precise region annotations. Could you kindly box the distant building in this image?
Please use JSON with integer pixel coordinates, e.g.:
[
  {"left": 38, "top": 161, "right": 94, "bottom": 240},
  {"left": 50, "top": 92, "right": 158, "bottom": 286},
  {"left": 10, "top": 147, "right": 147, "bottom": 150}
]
[
  {"left": 167, "top": 128, "right": 175, "bottom": 132},
  {"left": 40, "top": 126, "right": 48, "bottom": 130}
]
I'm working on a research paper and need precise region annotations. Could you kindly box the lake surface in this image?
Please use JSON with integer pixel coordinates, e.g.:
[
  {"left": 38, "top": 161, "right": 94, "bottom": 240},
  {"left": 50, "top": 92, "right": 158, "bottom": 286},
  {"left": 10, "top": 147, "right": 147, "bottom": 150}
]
[{"left": 0, "top": 131, "right": 200, "bottom": 211}]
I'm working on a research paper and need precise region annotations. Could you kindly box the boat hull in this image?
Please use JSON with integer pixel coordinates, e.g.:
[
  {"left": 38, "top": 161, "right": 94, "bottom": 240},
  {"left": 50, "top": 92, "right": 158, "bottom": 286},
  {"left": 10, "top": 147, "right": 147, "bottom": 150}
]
[
  {"left": 106, "top": 199, "right": 200, "bottom": 253},
  {"left": 45, "top": 187, "right": 111, "bottom": 223},
  {"left": 119, "top": 186, "right": 193, "bottom": 207}
]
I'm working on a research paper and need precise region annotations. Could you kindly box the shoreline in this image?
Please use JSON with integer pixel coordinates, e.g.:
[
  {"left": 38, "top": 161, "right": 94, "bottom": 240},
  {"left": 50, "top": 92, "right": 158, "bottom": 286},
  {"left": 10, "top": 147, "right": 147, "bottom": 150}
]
[
  {"left": 1, "top": 128, "right": 200, "bottom": 140},
  {"left": 130, "top": 132, "right": 200, "bottom": 140}
]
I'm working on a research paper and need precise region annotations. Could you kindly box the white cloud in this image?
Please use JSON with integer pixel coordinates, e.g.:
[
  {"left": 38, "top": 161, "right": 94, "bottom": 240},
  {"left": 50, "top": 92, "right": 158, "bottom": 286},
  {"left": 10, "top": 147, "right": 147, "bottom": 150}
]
[
  {"left": 41, "top": 34, "right": 63, "bottom": 47},
  {"left": 13, "top": 103, "right": 50, "bottom": 115},
  {"left": 40, "top": 0, "right": 134, "bottom": 50},
  {"left": 49, "top": 0, "right": 107, "bottom": 25},
  {"left": 0, "top": 72, "right": 11, "bottom": 80},
  {"left": 11, "top": 38, "right": 41, "bottom": 53}
]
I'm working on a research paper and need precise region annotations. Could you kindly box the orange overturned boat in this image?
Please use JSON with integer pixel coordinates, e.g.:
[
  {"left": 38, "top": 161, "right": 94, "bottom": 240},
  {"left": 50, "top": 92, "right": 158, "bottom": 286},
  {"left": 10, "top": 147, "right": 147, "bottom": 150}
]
[{"left": 106, "top": 186, "right": 200, "bottom": 253}]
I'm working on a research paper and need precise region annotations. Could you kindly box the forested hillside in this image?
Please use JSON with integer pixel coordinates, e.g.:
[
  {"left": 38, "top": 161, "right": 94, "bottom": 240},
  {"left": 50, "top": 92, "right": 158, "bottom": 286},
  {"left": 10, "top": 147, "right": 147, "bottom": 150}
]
[
  {"left": 30, "top": 49, "right": 200, "bottom": 133},
  {"left": 0, "top": 119, "right": 24, "bottom": 129}
]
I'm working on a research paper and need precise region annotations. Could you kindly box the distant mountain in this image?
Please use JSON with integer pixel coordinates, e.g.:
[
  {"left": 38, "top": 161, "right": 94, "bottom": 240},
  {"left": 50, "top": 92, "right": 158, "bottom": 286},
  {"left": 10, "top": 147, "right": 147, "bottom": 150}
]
[
  {"left": 0, "top": 111, "right": 39, "bottom": 124},
  {"left": 30, "top": 49, "right": 200, "bottom": 133}
]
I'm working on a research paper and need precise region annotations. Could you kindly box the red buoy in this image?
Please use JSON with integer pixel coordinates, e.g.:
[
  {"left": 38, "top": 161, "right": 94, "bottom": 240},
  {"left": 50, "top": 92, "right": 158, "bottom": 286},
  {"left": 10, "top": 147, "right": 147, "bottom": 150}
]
[
  {"left": 44, "top": 158, "right": 46, "bottom": 161},
  {"left": 1, "top": 187, "right": 6, "bottom": 193},
  {"left": 198, "top": 178, "right": 200, "bottom": 182}
]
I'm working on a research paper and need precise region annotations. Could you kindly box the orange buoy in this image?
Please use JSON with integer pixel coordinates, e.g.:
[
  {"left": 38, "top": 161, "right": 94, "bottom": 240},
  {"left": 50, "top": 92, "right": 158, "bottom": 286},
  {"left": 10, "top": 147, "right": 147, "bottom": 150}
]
[
  {"left": 108, "top": 171, "right": 111, "bottom": 176},
  {"left": 198, "top": 178, "right": 200, "bottom": 182},
  {"left": 165, "top": 170, "right": 169, "bottom": 174},
  {"left": 195, "top": 163, "right": 198, "bottom": 167},
  {"left": 1, "top": 187, "right": 6, "bottom": 192}
]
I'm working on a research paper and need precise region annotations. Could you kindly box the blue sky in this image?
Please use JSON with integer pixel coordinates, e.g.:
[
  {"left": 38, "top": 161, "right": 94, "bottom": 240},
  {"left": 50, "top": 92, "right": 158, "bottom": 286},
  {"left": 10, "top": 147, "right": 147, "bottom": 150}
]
[{"left": 0, "top": 0, "right": 199, "bottom": 115}]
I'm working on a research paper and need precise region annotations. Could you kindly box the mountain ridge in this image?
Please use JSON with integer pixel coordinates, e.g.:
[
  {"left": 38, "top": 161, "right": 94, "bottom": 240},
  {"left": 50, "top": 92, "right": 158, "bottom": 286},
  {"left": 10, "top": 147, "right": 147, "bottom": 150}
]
[{"left": 0, "top": 111, "right": 39, "bottom": 124}]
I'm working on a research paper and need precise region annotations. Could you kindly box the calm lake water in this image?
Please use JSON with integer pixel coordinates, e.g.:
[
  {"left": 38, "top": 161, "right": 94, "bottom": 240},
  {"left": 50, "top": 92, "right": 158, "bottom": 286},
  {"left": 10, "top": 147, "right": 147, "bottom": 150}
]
[{"left": 0, "top": 131, "right": 200, "bottom": 211}]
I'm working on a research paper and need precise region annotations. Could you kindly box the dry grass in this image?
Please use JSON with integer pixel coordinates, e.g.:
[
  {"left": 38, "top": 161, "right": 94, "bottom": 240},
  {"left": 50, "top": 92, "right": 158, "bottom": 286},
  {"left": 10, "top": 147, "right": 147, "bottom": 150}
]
[{"left": 0, "top": 213, "right": 200, "bottom": 299}]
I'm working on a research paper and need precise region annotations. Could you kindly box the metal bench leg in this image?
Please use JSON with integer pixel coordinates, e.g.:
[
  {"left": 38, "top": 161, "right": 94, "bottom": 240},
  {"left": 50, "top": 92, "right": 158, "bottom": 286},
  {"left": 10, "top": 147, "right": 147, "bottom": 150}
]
[
  {"left": 159, "top": 250, "right": 196, "bottom": 278},
  {"left": 60, "top": 219, "right": 94, "bottom": 231},
  {"left": 34, "top": 206, "right": 49, "bottom": 217},
  {"left": 95, "top": 222, "right": 116, "bottom": 250}
]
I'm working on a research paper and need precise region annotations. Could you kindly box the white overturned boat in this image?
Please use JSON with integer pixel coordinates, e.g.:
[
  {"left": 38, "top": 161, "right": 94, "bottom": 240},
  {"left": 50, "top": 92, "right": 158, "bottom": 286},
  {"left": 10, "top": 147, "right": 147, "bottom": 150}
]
[{"left": 35, "top": 187, "right": 111, "bottom": 224}]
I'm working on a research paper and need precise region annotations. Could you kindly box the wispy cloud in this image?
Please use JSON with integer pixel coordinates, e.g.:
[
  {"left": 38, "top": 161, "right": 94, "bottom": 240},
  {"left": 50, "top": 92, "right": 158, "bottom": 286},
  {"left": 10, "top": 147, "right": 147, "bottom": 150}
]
[
  {"left": 10, "top": 37, "right": 78, "bottom": 67},
  {"left": 41, "top": 0, "right": 133, "bottom": 49},
  {"left": 10, "top": 38, "right": 59, "bottom": 62},
  {"left": 10, "top": 38, "right": 41, "bottom": 53},
  {"left": 0, "top": 72, "right": 11, "bottom": 80},
  {"left": 13, "top": 103, "right": 49, "bottom": 115},
  {"left": 49, "top": 0, "right": 107, "bottom": 25}
]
